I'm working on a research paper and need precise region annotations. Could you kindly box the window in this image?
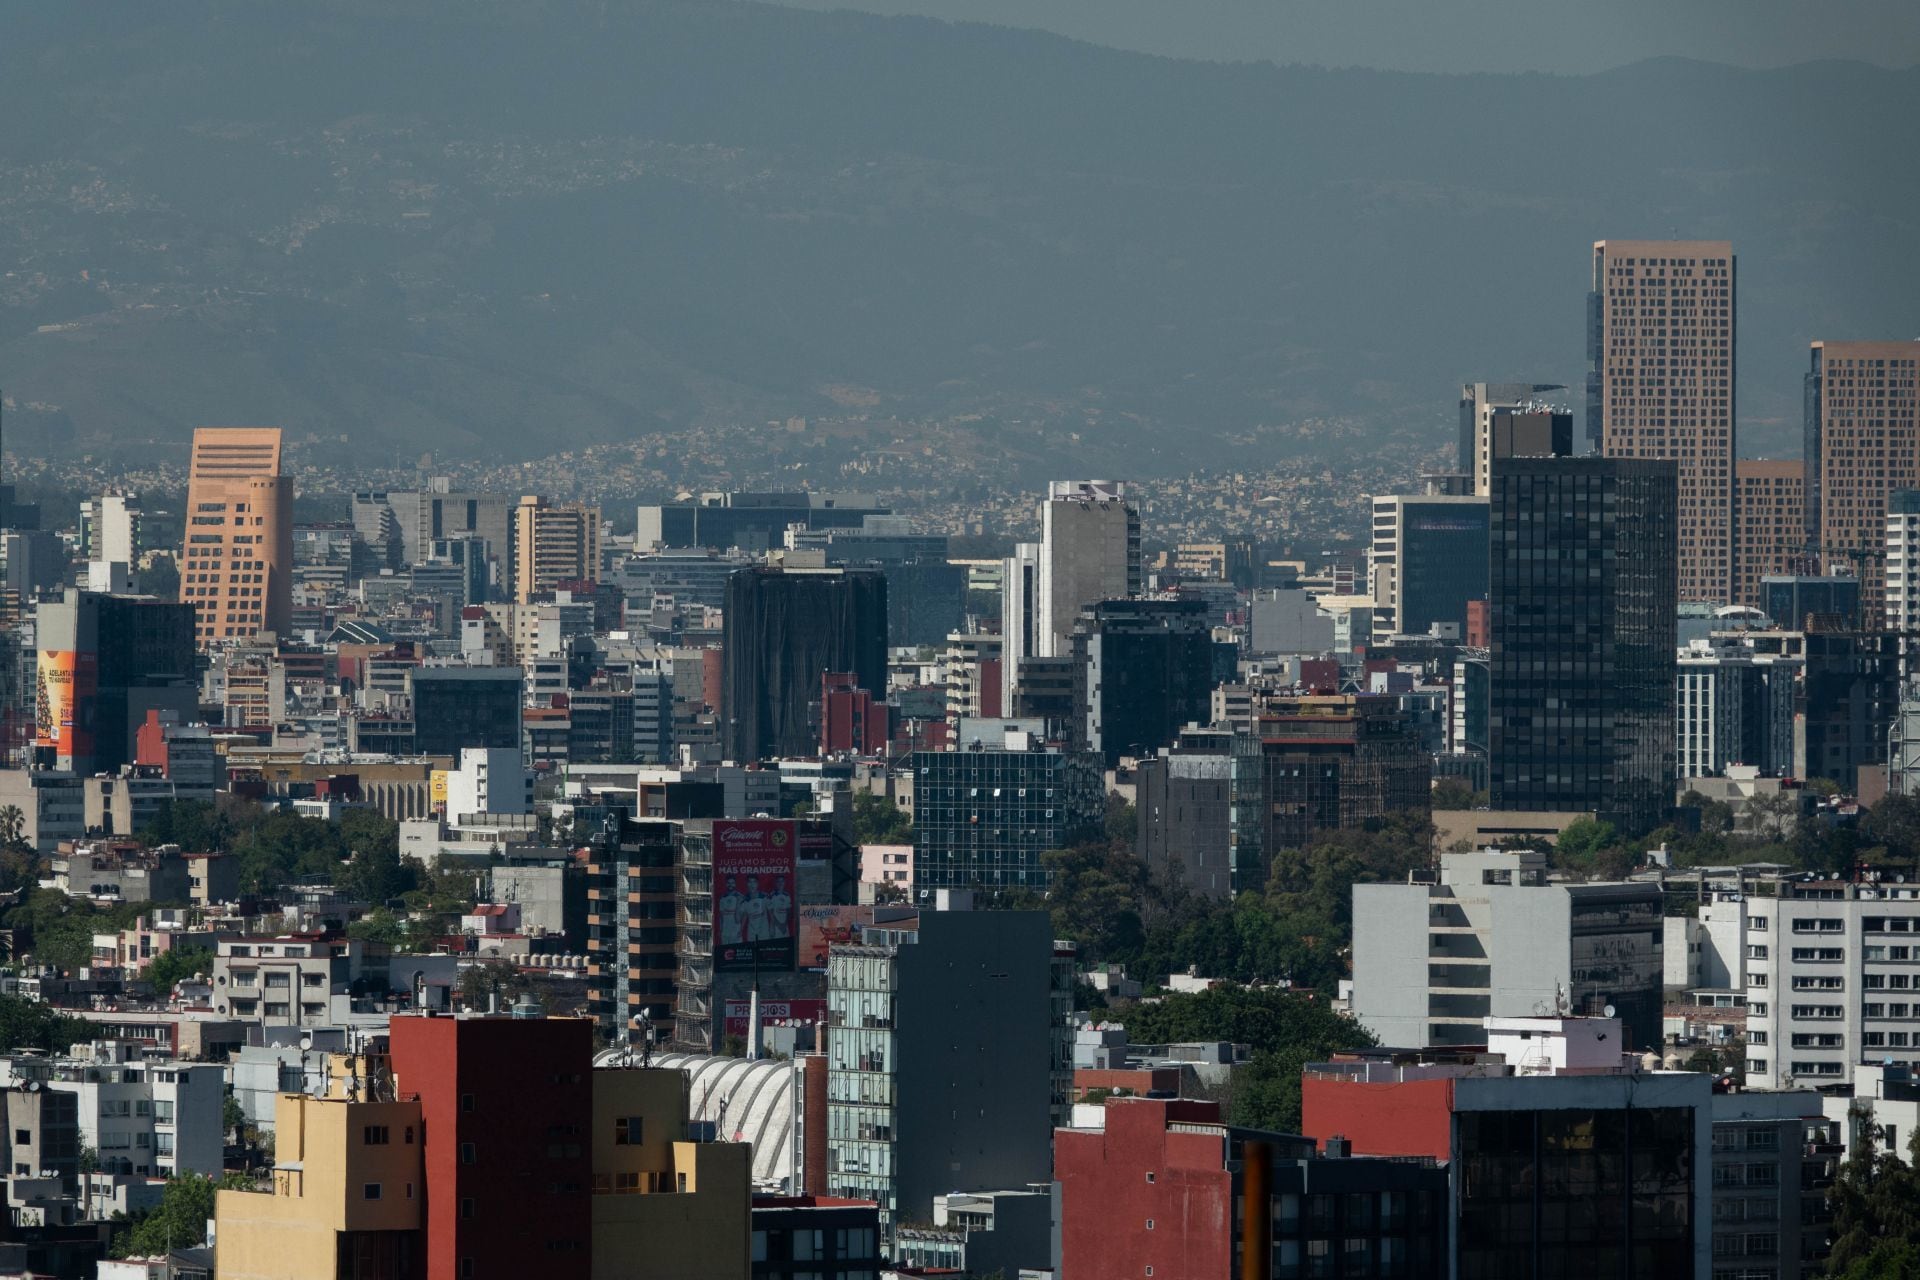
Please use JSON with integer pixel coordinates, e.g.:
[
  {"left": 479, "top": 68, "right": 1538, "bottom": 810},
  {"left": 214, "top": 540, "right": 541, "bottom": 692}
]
[
  {"left": 364, "top": 1126, "right": 390, "bottom": 1145},
  {"left": 460, "top": 1199, "right": 475, "bottom": 1220},
  {"left": 1146, "top": 1219, "right": 1155, "bottom": 1230},
  {"left": 1145, "top": 1171, "right": 1156, "bottom": 1184},
  {"left": 364, "top": 1183, "right": 382, "bottom": 1200},
  {"left": 460, "top": 1262, "right": 474, "bottom": 1279},
  {"left": 461, "top": 1094, "right": 475, "bottom": 1113},
  {"left": 614, "top": 1116, "right": 643, "bottom": 1145},
  {"left": 12, "top": 1130, "right": 26, "bottom": 1145},
  {"left": 460, "top": 1143, "right": 476, "bottom": 1165}
]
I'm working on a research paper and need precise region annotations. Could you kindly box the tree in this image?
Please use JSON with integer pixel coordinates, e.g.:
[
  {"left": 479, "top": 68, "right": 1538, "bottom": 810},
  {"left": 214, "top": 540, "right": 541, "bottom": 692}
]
[
  {"left": 0, "top": 995, "right": 94, "bottom": 1056},
  {"left": 1827, "top": 1106, "right": 1920, "bottom": 1276},
  {"left": 1117, "top": 986, "right": 1376, "bottom": 1133},
  {"left": 1430, "top": 778, "right": 1478, "bottom": 811},
  {"left": 112, "top": 1173, "right": 251, "bottom": 1257},
  {"left": 1862, "top": 793, "right": 1920, "bottom": 867},
  {"left": 850, "top": 792, "right": 912, "bottom": 846},
  {"left": 1103, "top": 798, "right": 1138, "bottom": 848},
  {"left": 143, "top": 945, "right": 212, "bottom": 994},
  {"left": 0, "top": 804, "right": 25, "bottom": 848},
  {"left": 1746, "top": 789, "right": 1799, "bottom": 839},
  {"left": 1553, "top": 817, "right": 1617, "bottom": 862}
]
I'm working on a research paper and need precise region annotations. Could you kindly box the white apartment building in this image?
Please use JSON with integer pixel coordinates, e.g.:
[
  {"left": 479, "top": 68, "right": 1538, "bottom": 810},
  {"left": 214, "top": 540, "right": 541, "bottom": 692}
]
[
  {"left": 212, "top": 935, "right": 355, "bottom": 1027},
  {"left": 1, "top": 1042, "right": 224, "bottom": 1178},
  {"left": 1743, "top": 881, "right": 1920, "bottom": 1092},
  {"left": 443, "top": 746, "right": 532, "bottom": 820}
]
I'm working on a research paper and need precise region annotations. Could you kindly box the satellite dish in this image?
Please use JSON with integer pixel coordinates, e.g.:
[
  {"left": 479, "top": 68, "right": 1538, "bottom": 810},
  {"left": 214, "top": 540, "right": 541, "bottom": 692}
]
[{"left": 1603, "top": 1004, "right": 1617, "bottom": 1019}]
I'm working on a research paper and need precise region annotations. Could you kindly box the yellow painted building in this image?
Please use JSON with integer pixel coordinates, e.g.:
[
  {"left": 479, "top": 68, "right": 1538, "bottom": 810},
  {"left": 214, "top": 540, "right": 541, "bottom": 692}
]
[
  {"left": 216, "top": 1072, "right": 424, "bottom": 1280},
  {"left": 591, "top": 1067, "right": 751, "bottom": 1280}
]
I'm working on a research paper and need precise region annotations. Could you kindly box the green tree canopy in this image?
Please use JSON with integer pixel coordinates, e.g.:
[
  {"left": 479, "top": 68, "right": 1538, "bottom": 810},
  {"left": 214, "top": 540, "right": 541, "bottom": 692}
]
[
  {"left": 143, "top": 945, "right": 213, "bottom": 993},
  {"left": 1828, "top": 1109, "right": 1920, "bottom": 1276},
  {"left": 0, "top": 995, "right": 94, "bottom": 1056},
  {"left": 112, "top": 1172, "right": 253, "bottom": 1258}
]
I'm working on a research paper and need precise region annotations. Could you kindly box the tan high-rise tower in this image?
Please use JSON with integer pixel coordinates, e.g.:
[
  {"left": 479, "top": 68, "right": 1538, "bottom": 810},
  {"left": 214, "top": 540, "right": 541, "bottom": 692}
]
[
  {"left": 511, "top": 495, "right": 602, "bottom": 603},
  {"left": 1732, "top": 458, "right": 1807, "bottom": 610},
  {"left": 1588, "top": 240, "right": 1736, "bottom": 603},
  {"left": 181, "top": 427, "right": 293, "bottom": 647},
  {"left": 1806, "top": 339, "right": 1920, "bottom": 620}
]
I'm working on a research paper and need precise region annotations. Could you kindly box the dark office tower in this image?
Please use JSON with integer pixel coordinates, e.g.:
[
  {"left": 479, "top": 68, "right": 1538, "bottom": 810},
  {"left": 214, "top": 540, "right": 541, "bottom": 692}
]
[
  {"left": 33, "top": 589, "right": 197, "bottom": 774},
  {"left": 722, "top": 567, "right": 887, "bottom": 763},
  {"left": 1459, "top": 383, "right": 1569, "bottom": 497},
  {"left": 1590, "top": 241, "right": 1736, "bottom": 604},
  {"left": 1800, "top": 626, "right": 1901, "bottom": 791},
  {"left": 1490, "top": 456, "right": 1678, "bottom": 833},
  {"left": 407, "top": 667, "right": 523, "bottom": 757},
  {"left": 1068, "top": 598, "right": 1214, "bottom": 768}
]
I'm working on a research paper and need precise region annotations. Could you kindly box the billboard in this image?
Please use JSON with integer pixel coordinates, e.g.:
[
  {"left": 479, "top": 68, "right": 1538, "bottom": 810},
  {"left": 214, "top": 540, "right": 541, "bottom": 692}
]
[
  {"left": 430, "top": 770, "right": 450, "bottom": 807},
  {"left": 797, "top": 904, "right": 868, "bottom": 971},
  {"left": 722, "top": 997, "right": 827, "bottom": 1039},
  {"left": 33, "top": 649, "right": 97, "bottom": 766},
  {"left": 712, "top": 819, "right": 797, "bottom": 972}
]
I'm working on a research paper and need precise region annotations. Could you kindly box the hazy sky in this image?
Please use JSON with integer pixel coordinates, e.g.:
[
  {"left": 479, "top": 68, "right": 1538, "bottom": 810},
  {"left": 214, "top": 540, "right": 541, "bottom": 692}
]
[{"left": 773, "top": 0, "right": 1920, "bottom": 74}]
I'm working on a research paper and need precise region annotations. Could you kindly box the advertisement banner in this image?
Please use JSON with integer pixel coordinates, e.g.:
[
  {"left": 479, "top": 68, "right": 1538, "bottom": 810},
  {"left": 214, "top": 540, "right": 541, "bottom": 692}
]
[
  {"left": 712, "top": 819, "right": 797, "bottom": 972},
  {"left": 722, "top": 997, "right": 827, "bottom": 1039},
  {"left": 797, "top": 904, "right": 868, "bottom": 971},
  {"left": 430, "top": 770, "right": 450, "bottom": 807},
  {"left": 33, "top": 649, "right": 97, "bottom": 765}
]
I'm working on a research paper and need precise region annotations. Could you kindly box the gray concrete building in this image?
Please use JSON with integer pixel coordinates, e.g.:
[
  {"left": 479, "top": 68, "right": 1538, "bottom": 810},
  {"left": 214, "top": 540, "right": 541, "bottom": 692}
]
[
  {"left": 825, "top": 904, "right": 1057, "bottom": 1237},
  {"left": 1352, "top": 849, "right": 1664, "bottom": 1052}
]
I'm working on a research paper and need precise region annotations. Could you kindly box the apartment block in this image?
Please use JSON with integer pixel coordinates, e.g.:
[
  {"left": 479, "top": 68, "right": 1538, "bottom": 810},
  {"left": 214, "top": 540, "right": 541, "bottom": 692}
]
[
  {"left": 1805, "top": 339, "right": 1920, "bottom": 620},
  {"left": 1588, "top": 240, "right": 1736, "bottom": 603},
  {"left": 512, "top": 495, "right": 602, "bottom": 603},
  {"left": 1742, "top": 880, "right": 1920, "bottom": 1092}
]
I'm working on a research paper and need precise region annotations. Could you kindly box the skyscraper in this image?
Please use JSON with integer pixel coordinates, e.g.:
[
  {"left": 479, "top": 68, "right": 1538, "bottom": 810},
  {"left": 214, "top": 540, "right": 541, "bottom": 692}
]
[
  {"left": 511, "top": 495, "right": 602, "bottom": 603},
  {"left": 1733, "top": 459, "right": 1808, "bottom": 611},
  {"left": 1068, "top": 597, "right": 1216, "bottom": 767},
  {"left": 180, "top": 427, "right": 293, "bottom": 646},
  {"left": 1589, "top": 240, "right": 1736, "bottom": 603},
  {"left": 1036, "top": 481, "right": 1139, "bottom": 658},
  {"left": 1459, "top": 382, "right": 1567, "bottom": 496},
  {"left": 1490, "top": 455, "right": 1678, "bottom": 832},
  {"left": 1804, "top": 339, "right": 1920, "bottom": 620},
  {"left": 721, "top": 566, "right": 887, "bottom": 762}
]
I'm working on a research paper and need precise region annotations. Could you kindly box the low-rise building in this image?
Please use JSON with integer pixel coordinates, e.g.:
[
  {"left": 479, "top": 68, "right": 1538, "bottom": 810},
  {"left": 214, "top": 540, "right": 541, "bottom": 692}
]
[{"left": 1352, "top": 849, "right": 1665, "bottom": 1051}]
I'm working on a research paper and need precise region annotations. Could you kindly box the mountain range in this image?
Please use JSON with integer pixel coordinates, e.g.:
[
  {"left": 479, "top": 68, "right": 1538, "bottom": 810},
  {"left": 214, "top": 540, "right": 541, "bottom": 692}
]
[{"left": 2, "top": 1, "right": 1917, "bottom": 470}]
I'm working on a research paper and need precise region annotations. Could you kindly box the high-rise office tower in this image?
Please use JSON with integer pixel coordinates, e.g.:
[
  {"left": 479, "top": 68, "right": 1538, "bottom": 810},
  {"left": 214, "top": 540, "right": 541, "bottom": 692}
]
[
  {"left": 1804, "top": 339, "right": 1920, "bottom": 621},
  {"left": 1733, "top": 459, "right": 1808, "bottom": 611},
  {"left": 511, "top": 495, "right": 602, "bottom": 604},
  {"left": 387, "top": 480, "right": 512, "bottom": 581},
  {"left": 1489, "top": 455, "right": 1678, "bottom": 833},
  {"left": 1036, "top": 481, "right": 1139, "bottom": 658},
  {"left": 1589, "top": 240, "right": 1736, "bottom": 603},
  {"left": 721, "top": 566, "right": 887, "bottom": 763},
  {"left": 33, "top": 589, "right": 197, "bottom": 775},
  {"left": 1459, "top": 382, "right": 1568, "bottom": 496},
  {"left": 1367, "top": 485, "right": 1490, "bottom": 643},
  {"left": 180, "top": 427, "right": 293, "bottom": 646}
]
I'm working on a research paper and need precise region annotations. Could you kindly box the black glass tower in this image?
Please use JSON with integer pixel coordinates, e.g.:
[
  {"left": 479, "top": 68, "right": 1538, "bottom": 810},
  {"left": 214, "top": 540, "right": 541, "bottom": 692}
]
[
  {"left": 1489, "top": 456, "right": 1678, "bottom": 833},
  {"left": 722, "top": 566, "right": 888, "bottom": 762}
]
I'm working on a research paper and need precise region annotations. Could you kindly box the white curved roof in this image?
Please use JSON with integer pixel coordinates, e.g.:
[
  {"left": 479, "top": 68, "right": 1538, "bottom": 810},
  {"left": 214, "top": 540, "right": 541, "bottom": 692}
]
[{"left": 592, "top": 1048, "right": 798, "bottom": 1186}]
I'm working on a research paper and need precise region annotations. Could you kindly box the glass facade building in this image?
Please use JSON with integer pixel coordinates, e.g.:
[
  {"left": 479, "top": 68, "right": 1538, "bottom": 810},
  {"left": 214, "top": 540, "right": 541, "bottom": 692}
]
[
  {"left": 408, "top": 666, "right": 523, "bottom": 758},
  {"left": 1489, "top": 456, "right": 1678, "bottom": 833},
  {"left": 910, "top": 747, "right": 1103, "bottom": 896},
  {"left": 1457, "top": 1106, "right": 1695, "bottom": 1278}
]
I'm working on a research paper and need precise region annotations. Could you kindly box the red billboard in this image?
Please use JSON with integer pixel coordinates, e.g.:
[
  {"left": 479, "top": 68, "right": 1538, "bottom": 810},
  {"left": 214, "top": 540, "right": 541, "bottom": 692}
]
[
  {"left": 722, "top": 997, "right": 827, "bottom": 1039},
  {"left": 712, "top": 818, "right": 797, "bottom": 972}
]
